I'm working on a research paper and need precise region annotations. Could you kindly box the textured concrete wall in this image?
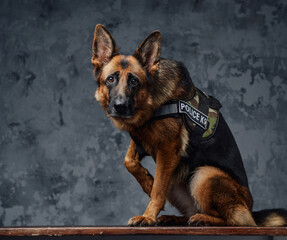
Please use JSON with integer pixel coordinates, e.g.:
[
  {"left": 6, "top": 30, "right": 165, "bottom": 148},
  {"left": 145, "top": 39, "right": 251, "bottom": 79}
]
[{"left": 0, "top": 0, "right": 286, "bottom": 226}]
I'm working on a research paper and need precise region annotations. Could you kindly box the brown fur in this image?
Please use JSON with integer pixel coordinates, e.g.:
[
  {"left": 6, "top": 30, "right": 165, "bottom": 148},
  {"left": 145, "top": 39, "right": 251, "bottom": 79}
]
[
  {"left": 92, "top": 24, "right": 286, "bottom": 227},
  {"left": 190, "top": 166, "right": 256, "bottom": 226}
]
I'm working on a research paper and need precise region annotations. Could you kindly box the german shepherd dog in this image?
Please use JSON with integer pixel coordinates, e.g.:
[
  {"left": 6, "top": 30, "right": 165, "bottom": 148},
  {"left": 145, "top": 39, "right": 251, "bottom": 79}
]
[{"left": 91, "top": 24, "right": 287, "bottom": 227}]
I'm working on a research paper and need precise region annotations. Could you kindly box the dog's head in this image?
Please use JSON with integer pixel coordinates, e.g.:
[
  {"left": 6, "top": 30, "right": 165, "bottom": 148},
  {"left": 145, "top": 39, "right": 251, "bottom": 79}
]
[{"left": 92, "top": 24, "right": 161, "bottom": 130}]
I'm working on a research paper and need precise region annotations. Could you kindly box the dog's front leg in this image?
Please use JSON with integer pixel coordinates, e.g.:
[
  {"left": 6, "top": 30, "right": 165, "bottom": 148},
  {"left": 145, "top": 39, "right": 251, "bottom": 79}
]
[
  {"left": 124, "top": 139, "right": 154, "bottom": 197},
  {"left": 128, "top": 143, "right": 180, "bottom": 226}
]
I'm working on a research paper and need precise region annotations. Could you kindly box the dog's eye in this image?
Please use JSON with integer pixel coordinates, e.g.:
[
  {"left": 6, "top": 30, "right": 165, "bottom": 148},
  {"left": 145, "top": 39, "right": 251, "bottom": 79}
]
[
  {"left": 129, "top": 77, "right": 139, "bottom": 86},
  {"left": 106, "top": 76, "right": 115, "bottom": 84}
]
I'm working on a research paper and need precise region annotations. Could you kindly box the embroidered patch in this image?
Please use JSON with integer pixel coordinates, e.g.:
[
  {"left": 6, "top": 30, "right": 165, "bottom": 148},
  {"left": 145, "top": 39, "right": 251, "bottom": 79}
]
[{"left": 178, "top": 100, "right": 208, "bottom": 130}]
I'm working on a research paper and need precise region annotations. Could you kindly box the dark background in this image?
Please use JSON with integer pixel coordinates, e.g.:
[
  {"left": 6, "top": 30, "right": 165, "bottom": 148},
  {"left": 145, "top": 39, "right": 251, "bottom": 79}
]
[{"left": 0, "top": 0, "right": 286, "bottom": 226}]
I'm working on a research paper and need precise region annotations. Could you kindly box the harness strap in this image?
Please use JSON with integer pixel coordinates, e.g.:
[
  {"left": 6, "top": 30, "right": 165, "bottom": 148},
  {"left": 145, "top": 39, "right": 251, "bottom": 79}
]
[
  {"left": 152, "top": 100, "right": 180, "bottom": 120},
  {"left": 129, "top": 134, "right": 147, "bottom": 160},
  {"left": 152, "top": 90, "right": 210, "bottom": 131}
]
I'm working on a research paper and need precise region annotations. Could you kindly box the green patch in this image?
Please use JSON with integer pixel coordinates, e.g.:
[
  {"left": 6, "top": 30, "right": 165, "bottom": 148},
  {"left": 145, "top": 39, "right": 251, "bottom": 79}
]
[{"left": 186, "top": 89, "right": 219, "bottom": 139}]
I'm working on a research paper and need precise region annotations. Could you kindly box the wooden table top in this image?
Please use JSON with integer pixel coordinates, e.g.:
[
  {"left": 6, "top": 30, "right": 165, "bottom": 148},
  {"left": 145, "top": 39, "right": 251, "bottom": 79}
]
[{"left": 0, "top": 226, "right": 287, "bottom": 236}]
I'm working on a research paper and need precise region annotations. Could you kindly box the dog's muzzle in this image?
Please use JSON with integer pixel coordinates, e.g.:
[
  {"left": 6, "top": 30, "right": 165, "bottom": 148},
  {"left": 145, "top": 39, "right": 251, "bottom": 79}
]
[{"left": 108, "top": 95, "right": 134, "bottom": 118}]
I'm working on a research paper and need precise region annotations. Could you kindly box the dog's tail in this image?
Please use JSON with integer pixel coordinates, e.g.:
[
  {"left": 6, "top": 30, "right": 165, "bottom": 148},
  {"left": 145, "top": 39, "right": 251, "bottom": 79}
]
[{"left": 253, "top": 209, "right": 287, "bottom": 226}]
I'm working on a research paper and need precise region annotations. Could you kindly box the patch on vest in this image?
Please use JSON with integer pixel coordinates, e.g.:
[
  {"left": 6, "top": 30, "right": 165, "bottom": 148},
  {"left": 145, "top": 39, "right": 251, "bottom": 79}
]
[
  {"left": 184, "top": 89, "right": 220, "bottom": 139},
  {"left": 179, "top": 100, "right": 208, "bottom": 130}
]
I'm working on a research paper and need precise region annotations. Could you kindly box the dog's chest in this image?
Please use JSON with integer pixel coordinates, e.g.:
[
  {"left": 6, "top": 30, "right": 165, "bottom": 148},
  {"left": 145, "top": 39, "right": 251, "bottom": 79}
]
[
  {"left": 131, "top": 128, "right": 158, "bottom": 159},
  {"left": 130, "top": 118, "right": 183, "bottom": 159}
]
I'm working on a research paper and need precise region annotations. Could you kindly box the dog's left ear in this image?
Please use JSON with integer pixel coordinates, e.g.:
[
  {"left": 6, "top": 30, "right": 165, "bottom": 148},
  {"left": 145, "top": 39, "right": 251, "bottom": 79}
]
[
  {"left": 134, "top": 31, "right": 161, "bottom": 73},
  {"left": 92, "top": 24, "right": 119, "bottom": 68}
]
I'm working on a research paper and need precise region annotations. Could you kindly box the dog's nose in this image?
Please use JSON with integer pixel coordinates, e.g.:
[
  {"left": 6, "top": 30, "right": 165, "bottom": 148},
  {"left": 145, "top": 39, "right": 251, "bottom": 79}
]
[{"left": 113, "top": 97, "right": 129, "bottom": 115}]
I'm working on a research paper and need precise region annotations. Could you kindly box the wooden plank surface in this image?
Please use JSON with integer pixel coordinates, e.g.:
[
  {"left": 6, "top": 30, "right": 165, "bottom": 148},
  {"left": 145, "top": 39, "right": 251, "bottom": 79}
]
[{"left": 0, "top": 226, "right": 287, "bottom": 236}]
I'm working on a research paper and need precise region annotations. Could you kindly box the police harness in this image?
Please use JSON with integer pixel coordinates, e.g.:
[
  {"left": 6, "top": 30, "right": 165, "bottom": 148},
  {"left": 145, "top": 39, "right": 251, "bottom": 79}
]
[{"left": 130, "top": 88, "right": 222, "bottom": 158}]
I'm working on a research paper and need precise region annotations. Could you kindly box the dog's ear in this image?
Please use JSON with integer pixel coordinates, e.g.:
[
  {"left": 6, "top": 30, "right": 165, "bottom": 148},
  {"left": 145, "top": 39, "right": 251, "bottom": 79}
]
[
  {"left": 134, "top": 31, "right": 161, "bottom": 73},
  {"left": 92, "top": 24, "right": 119, "bottom": 68}
]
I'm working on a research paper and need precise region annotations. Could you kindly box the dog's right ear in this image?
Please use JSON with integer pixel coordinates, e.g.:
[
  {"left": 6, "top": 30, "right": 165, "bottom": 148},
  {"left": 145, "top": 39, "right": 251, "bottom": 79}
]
[{"left": 91, "top": 24, "right": 119, "bottom": 69}]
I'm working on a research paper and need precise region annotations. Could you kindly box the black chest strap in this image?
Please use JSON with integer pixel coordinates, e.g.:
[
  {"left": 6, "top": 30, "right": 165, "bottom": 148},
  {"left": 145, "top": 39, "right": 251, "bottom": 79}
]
[{"left": 129, "top": 134, "right": 148, "bottom": 160}]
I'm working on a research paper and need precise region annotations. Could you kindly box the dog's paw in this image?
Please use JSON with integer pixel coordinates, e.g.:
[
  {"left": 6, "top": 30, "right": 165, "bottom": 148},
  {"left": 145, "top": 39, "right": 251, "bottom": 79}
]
[
  {"left": 128, "top": 215, "right": 156, "bottom": 226},
  {"left": 188, "top": 214, "right": 211, "bottom": 226}
]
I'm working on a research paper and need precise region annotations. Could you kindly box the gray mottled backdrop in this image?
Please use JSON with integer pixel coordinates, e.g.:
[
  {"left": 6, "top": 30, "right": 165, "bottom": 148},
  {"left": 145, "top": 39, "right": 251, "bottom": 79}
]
[{"left": 0, "top": 0, "right": 286, "bottom": 226}]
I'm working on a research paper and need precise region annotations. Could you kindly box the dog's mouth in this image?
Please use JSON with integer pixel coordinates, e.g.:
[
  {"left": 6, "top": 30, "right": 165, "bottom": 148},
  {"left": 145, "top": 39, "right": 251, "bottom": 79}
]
[
  {"left": 108, "top": 105, "right": 134, "bottom": 119},
  {"left": 109, "top": 111, "right": 133, "bottom": 119}
]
